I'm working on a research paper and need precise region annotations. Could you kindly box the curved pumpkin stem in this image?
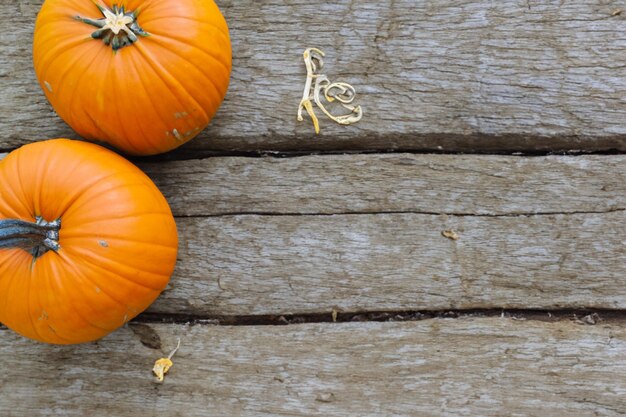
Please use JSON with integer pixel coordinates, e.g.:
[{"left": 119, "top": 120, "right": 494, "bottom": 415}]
[{"left": 0, "top": 217, "right": 61, "bottom": 258}]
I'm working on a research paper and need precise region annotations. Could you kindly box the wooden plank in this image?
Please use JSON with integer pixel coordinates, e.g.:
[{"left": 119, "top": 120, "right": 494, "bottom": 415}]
[
  {"left": 2, "top": 318, "right": 625, "bottom": 416},
  {"left": 3, "top": 1, "right": 626, "bottom": 153},
  {"left": 0, "top": 153, "right": 623, "bottom": 314},
  {"left": 140, "top": 154, "right": 626, "bottom": 315},
  {"left": 140, "top": 154, "right": 626, "bottom": 216},
  {"left": 154, "top": 210, "right": 626, "bottom": 316}
]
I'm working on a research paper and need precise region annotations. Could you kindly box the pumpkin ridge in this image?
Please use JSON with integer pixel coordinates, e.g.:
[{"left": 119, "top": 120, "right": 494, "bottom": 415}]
[
  {"left": 60, "top": 175, "right": 162, "bottom": 220},
  {"left": 108, "top": 58, "right": 140, "bottom": 153},
  {"left": 54, "top": 253, "right": 130, "bottom": 330},
  {"left": 33, "top": 25, "right": 91, "bottom": 54},
  {"left": 0, "top": 168, "right": 31, "bottom": 219},
  {"left": 31, "top": 139, "right": 52, "bottom": 219},
  {"left": 44, "top": 257, "right": 114, "bottom": 335},
  {"left": 146, "top": 34, "right": 228, "bottom": 103},
  {"left": 34, "top": 37, "right": 95, "bottom": 94},
  {"left": 10, "top": 149, "right": 36, "bottom": 218},
  {"left": 36, "top": 40, "right": 101, "bottom": 123},
  {"left": 124, "top": 50, "right": 172, "bottom": 153},
  {"left": 144, "top": 42, "right": 223, "bottom": 120},
  {"left": 34, "top": 144, "right": 107, "bottom": 215},
  {"left": 66, "top": 246, "right": 170, "bottom": 291},
  {"left": 61, "top": 234, "right": 178, "bottom": 250},
  {"left": 43, "top": 258, "right": 105, "bottom": 343},
  {"left": 57, "top": 252, "right": 135, "bottom": 312},
  {"left": 60, "top": 211, "right": 174, "bottom": 229},
  {"left": 134, "top": 41, "right": 211, "bottom": 119},
  {"left": 26, "top": 267, "right": 48, "bottom": 344},
  {"left": 139, "top": 14, "right": 229, "bottom": 40},
  {"left": 80, "top": 105, "right": 109, "bottom": 143},
  {"left": 65, "top": 45, "right": 113, "bottom": 139},
  {"left": 28, "top": 258, "right": 74, "bottom": 344},
  {"left": 68, "top": 255, "right": 164, "bottom": 316},
  {"left": 0, "top": 257, "right": 32, "bottom": 335},
  {"left": 133, "top": 42, "right": 210, "bottom": 138},
  {"left": 59, "top": 254, "right": 164, "bottom": 328},
  {"left": 33, "top": 36, "right": 89, "bottom": 78},
  {"left": 147, "top": 31, "right": 231, "bottom": 74},
  {"left": 48, "top": 169, "right": 143, "bottom": 222}
]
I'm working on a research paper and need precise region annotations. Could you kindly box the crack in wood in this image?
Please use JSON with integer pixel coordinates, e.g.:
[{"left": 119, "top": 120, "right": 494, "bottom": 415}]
[
  {"left": 134, "top": 308, "right": 626, "bottom": 327},
  {"left": 133, "top": 148, "right": 626, "bottom": 163},
  {"left": 3, "top": 147, "right": 625, "bottom": 163},
  {"left": 174, "top": 208, "right": 625, "bottom": 219}
]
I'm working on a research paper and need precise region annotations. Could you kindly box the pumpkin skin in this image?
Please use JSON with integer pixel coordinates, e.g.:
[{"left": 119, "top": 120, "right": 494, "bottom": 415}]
[
  {"left": 0, "top": 139, "right": 178, "bottom": 344},
  {"left": 33, "top": 0, "right": 232, "bottom": 155}
]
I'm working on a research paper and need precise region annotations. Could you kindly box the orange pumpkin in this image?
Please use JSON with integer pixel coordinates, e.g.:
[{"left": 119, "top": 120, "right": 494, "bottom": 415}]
[
  {"left": 0, "top": 139, "right": 178, "bottom": 344},
  {"left": 33, "top": 0, "right": 232, "bottom": 155}
]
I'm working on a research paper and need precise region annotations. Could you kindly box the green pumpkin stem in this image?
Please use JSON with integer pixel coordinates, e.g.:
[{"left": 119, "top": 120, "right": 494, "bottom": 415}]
[
  {"left": 75, "top": 3, "right": 148, "bottom": 51},
  {"left": 0, "top": 217, "right": 61, "bottom": 258}
]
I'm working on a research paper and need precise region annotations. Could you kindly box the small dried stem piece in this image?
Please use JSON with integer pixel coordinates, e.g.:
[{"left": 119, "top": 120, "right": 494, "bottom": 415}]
[
  {"left": 152, "top": 338, "right": 181, "bottom": 383},
  {"left": 442, "top": 230, "right": 460, "bottom": 241},
  {"left": 297, "top": 48, "right": 363, "bottom": 134},
  {"left": 297, "top": 48, "right": 325, "bottom": 133}
]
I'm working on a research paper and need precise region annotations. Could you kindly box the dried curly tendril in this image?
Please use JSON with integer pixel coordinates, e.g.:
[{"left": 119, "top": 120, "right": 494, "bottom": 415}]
[
  {"left": 297, "top": 48, "right": 363, "bottom": 134},
  {"left": 153, "top": 338, "right": 181, "bottom": 382}
]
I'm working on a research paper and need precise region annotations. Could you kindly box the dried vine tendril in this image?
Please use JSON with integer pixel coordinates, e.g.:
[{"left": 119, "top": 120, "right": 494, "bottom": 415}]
[{"left": 297, "top": 48, "right": 363, "bottom": 134}]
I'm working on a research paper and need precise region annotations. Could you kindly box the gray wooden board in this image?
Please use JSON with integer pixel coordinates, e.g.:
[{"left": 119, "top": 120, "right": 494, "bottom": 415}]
[
  {"left": 139, "top": 153, "right": 626, "bottom": 315},
  {"left": 140, "top": 154, "right": 626, "bottom": 216},
  {"left": 1, "top": 318, "right": 625, "bottom": 416},
  {"left": 2, "top": 1, "right": 626, "bottom": 153},
  {"left": 155, "top": 210, "right": 626, "bottom": 316}
]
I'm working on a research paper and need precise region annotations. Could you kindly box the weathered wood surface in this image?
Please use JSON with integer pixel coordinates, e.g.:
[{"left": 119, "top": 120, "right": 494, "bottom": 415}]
[
  {"left": 141, "top": 154, "right": 626, "bottom": 216},
  {"left": 3, "top": 1, "right": 626, "bottom": 153},
  {"left": 138, "top": 154, "right": 626, "bottom": 316},
  {"left": 2, "top": 318, "right": 625, "bottom": 417},
  {"left": 156, "top": 210, "right": 626, "bottom": 316}
]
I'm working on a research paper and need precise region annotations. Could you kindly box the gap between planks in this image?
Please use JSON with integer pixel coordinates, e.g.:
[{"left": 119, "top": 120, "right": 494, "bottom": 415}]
[
  {"left": 173, "top": 208, "right": 625, "bottom": 219},
  {"left": 1, "top": 308, "right": 623, "bottom": 330},
  {"left": 3, "top": 145, "right": 626, "bottom": 162},
  {"left": 135, "top": 308, "right": 626, "bottom": 327}
]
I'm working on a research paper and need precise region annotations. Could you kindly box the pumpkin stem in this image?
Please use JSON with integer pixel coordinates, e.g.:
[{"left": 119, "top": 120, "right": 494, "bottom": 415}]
[
  {"left": 0, "top": 217, "right": 61, "bottom": 258},
  {"left": 75, "top": 4, "right": 148, "bottom": 51}
]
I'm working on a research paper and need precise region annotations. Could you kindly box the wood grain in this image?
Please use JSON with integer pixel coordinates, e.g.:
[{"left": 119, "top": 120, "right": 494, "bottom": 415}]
[
  {"left": 2, "top": 318, "right": 625, "bottom": 417},
  {"left": 154, "top": 210, "right": 626, "bottom": 316},
  {"left": 140, "top": 153, "right": 626, "bottom": 315},
  {"left": 140, "top": 154, "right": 626, "bottom": 216},
  {"left": 3, "top": 1, "right": 626, "bottom": 153}
]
